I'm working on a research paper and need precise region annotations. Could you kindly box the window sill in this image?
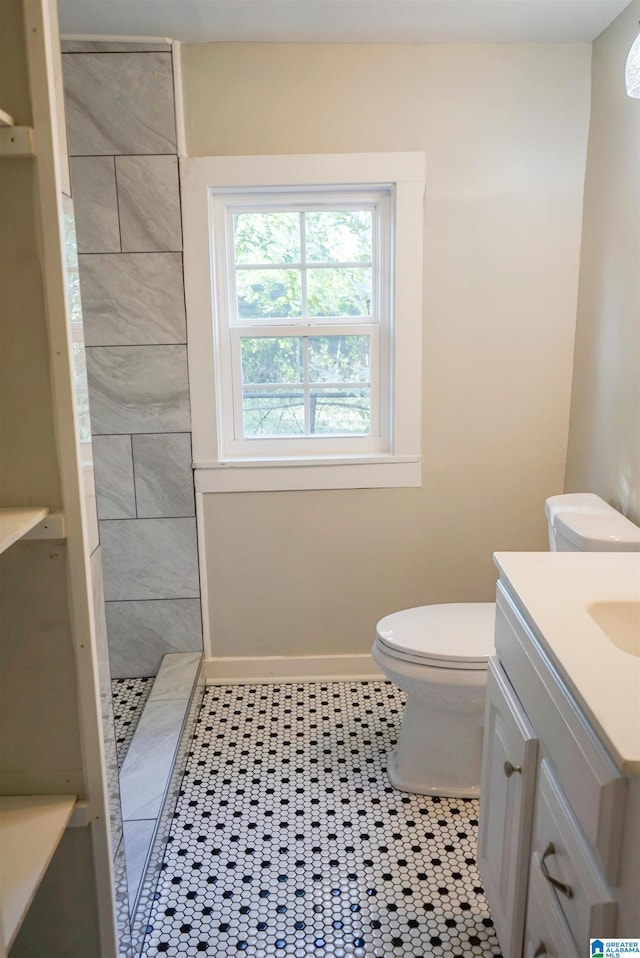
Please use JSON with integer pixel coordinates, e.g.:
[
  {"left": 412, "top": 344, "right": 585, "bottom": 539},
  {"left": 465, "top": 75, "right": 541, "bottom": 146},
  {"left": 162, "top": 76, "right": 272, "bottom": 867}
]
[{"left": 194, "top": 456, "right": 422, "bottom": 492}]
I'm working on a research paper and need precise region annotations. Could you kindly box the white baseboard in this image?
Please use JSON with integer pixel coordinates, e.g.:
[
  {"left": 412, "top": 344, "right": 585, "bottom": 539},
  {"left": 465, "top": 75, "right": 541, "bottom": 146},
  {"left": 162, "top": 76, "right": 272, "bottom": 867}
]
[{"left": 204, "top": 653, "right": 384, "bottom": 685}]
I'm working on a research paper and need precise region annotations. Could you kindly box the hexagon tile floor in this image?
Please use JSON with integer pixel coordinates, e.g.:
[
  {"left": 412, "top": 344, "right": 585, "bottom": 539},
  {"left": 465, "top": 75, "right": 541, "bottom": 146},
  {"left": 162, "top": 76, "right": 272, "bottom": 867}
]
[
  {"left": 140, "top": 681, "right": 502, "bottom": 958},
  {"left": 112, "top": 676, "right": 154, "bottom": 770}
]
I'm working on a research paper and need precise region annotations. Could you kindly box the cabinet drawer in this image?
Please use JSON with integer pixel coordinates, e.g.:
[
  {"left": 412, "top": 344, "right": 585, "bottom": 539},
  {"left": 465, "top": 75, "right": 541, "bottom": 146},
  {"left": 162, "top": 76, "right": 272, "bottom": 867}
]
[
  {"left": 495, "top": 582, "right": 626, "bottom": 882},
  {"left": 524, "top": 858, "right": 579, "bottom": 958},
  {"left": 531, "top": 760, "right": 616, "bottom": 946}
]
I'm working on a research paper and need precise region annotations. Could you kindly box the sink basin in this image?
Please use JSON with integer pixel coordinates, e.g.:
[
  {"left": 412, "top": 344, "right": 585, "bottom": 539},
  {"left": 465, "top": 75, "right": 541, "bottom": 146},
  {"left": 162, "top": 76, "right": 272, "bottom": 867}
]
[{"left": 588, "top": 601, "right": 640, "bottom": 657}]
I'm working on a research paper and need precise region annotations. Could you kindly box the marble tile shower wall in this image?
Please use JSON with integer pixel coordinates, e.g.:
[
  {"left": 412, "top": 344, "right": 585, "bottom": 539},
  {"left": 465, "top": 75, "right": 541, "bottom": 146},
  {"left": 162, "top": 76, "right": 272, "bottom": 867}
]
[{"left": 63, "top": 43, "right": 203, "bottom": 678}]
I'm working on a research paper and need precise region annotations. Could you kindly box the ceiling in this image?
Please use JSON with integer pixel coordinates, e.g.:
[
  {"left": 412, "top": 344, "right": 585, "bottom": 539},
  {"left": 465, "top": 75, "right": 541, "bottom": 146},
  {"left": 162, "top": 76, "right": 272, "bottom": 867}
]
[{"left": 58, "top": 0, "right": 632, "bottom": 44}]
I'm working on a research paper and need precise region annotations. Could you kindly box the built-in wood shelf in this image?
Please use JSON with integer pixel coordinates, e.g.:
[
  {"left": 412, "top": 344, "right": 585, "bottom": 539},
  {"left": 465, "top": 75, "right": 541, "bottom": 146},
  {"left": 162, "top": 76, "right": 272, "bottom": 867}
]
[
  {"left": 0, "top": 794, "right": 76, "bottom": 950},
  {"left": 0, "top": 508, "right": 49, "bottom": 555}
]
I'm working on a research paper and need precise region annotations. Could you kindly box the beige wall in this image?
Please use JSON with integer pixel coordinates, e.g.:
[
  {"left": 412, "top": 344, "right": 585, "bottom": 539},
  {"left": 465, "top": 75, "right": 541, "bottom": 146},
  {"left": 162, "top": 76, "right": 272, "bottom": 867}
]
[
  {"left": 565, "top": 1, "right": 640, "bottom": 524},
  {"left": 181, "top": 42, "right": 592, "bottom": 660}
]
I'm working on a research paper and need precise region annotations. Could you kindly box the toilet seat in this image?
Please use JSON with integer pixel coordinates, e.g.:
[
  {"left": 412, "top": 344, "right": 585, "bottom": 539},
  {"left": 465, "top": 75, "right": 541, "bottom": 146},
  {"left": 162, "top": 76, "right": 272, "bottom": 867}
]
[{"left": 376, "top": 603, "right": 495, "bottom": 671}]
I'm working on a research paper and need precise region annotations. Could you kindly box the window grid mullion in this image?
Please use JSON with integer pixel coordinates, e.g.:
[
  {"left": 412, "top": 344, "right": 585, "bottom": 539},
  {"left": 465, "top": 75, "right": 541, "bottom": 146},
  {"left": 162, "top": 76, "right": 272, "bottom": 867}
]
[
  {"left": 242, "top": 380, "right": 370, "bottom": 391},
  {"left": 300, "top": 211, "right": 308, "bottom": 320},
  {"left": 235, "top": 260, "right": 373, "bottom": 271},
  {"left": 303, "top": 336, "right": 310, "bottom": 436},
  {"left": 300, "top": 212, "right": 311, "bottom": 434}
]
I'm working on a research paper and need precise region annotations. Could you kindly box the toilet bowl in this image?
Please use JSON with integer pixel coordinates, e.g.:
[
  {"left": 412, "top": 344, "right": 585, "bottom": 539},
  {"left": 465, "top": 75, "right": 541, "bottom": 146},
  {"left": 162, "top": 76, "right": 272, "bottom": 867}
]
[
  {"left": 373, "top": 494, "right": 640, "bottom": 799},
  {"left": 372, "top": 603, "right": 495, "bottom": 797}
]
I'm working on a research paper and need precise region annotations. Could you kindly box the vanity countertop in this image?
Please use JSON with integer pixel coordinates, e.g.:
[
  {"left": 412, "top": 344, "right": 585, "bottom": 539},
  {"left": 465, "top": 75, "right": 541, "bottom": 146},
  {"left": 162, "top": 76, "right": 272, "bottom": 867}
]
[{"left": 493, "top": 551, "right": 640, "bottom": 776}]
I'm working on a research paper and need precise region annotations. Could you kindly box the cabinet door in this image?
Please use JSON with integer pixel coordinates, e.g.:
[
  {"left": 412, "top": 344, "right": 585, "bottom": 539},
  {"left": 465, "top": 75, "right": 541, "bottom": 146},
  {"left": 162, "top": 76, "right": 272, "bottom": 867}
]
[{"left": 478, "top": 659, "right": 538, "bottom": 958}]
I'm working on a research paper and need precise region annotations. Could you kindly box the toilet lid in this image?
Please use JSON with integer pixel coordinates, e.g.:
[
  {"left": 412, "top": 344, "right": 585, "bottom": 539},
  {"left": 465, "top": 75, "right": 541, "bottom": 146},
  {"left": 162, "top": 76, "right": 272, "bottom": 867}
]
[{"left": 376, "top": 603, "right": 495, "bottom": 667}]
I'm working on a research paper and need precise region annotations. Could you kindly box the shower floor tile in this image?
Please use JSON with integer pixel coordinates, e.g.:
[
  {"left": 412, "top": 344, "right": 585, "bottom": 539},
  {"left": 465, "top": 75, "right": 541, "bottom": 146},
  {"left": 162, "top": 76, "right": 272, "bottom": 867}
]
[
  {"left": 141, "top": 681, "right": 502, "bottom": 957},
  {"left": 112, "top": 676, "right": 154, "bottom": 769}
]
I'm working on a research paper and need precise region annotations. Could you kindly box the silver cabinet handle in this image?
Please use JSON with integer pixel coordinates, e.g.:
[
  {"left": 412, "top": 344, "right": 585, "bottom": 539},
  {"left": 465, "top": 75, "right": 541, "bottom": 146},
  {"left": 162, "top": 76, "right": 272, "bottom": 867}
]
[
  {"left": 540, "top": 842, "right": 573, "bottom": 898},
  {"left": 533, "top": 944, "right": 547, "bottom": 957},
  {"left": 504, "top": 760, "right": 522, "bottom": 777}
]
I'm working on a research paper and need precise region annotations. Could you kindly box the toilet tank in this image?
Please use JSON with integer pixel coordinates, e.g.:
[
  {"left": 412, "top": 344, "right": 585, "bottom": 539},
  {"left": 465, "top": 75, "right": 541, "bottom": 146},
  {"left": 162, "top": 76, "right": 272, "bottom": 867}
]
[{"left": 545, "top": 493, "right": 640, "bottom": 552}]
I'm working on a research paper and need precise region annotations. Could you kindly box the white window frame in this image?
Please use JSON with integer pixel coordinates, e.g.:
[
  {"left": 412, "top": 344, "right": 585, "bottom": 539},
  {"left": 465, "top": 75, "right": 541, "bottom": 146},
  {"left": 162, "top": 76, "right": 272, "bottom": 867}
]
[{"left": 181, "top": 152, "right": 425, "bottom": 492}]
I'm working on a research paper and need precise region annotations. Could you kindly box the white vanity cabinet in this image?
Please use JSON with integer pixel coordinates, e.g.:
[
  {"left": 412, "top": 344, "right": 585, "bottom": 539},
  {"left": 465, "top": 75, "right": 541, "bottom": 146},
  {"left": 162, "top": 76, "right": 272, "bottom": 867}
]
[{"left": 479, "top": 553, "right": 640, "bottom": 958}]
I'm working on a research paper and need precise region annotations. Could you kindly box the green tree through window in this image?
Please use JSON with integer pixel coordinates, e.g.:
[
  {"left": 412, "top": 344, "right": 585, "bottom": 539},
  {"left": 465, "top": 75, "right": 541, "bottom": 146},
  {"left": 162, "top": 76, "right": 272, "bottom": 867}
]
[{"left": 232, "top": 208, "right": 375, "bottom": 437}]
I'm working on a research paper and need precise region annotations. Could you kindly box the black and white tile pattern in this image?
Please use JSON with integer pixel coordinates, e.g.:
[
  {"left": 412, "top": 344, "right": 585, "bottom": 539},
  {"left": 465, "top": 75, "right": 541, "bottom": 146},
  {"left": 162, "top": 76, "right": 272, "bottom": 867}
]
[
  {"left": 141, "top": 682, "right": 502, "bottom": 957},
  {"left": 112, "top": 677, "right": 154, "bottom": 769}
]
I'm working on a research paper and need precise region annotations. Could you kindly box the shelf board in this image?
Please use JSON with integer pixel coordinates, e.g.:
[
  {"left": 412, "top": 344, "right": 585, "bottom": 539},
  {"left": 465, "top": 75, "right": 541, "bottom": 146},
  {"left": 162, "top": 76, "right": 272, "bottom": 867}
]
[
  {"left": 0, "top": 108, "right": 15, "bottom": 127},
  {"left": 0, "top": 795, "right": 76, "bottom": 950},
  {"left": 0, "top": 508, "right": 49, "bottom": 555}
]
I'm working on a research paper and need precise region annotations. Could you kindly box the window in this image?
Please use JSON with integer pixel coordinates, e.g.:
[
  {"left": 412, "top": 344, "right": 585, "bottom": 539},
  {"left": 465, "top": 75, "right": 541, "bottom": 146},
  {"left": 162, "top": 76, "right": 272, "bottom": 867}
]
[
  {"left": 215, "top": 191, "right": 388, "bottom": 457},
  {"left": 181, "top": 153, "right": 424, "bottom": 492}
]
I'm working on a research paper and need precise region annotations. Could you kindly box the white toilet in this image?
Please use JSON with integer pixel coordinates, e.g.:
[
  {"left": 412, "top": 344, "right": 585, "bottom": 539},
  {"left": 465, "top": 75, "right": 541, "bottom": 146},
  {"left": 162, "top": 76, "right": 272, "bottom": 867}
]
[{"left": 372, "top": 493, "right": 640, "bottom": 798}]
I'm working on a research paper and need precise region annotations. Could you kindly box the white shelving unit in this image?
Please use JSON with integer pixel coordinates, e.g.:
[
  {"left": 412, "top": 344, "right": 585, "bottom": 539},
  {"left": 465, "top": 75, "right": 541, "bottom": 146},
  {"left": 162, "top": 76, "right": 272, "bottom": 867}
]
[
  {"left": 0, "top": 795, "right": 76, "bottom": 952},
  {"left": 0, "top": 509, "right": 75, "bottom": 952},
  {"left": 0, "top": 1, "right": 117, "bottom": 955},
  {"left": 0, "top": 508, "right": 49, "bottom": 555}
]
